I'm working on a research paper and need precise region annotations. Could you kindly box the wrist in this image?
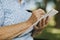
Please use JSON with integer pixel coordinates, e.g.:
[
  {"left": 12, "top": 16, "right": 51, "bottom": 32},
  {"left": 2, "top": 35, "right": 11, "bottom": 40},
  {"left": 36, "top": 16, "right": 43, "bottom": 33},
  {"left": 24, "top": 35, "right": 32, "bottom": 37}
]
[{"left": 27, "top": 14, "right": 37, "bottom": 25}]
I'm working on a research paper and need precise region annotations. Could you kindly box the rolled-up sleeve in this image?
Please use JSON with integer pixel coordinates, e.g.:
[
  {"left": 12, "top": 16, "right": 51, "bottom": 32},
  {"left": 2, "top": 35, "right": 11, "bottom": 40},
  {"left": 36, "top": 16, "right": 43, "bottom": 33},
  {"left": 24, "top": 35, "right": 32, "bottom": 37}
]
[{"left": 0, "top": 0, "right": 4, "bottom": 26}]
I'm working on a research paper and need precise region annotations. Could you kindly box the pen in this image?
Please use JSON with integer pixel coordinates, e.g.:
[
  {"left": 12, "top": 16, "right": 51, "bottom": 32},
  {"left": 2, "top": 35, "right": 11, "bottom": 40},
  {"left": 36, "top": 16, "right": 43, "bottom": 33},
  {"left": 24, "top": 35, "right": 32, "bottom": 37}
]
[{"left": 26, "top": 10, "right": 32, "bottom": 13}]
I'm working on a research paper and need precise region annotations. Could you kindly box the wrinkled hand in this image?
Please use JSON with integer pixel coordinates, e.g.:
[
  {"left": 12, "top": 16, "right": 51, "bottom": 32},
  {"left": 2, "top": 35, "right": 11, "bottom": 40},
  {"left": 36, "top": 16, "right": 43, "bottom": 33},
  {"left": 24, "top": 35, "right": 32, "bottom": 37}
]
[
  {"left": 32, "top": 9, "right": 49, "bottom": 28},
  {"left": 32, "top": 9, "right": 49, "bottom": 37}
]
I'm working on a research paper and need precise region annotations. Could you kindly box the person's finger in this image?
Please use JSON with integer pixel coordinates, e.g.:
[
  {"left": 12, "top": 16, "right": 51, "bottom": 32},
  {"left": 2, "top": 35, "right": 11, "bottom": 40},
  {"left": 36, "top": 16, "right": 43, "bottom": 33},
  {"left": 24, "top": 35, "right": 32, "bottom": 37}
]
[
  {"left": 34, "top": 26, "right": 39, "bottom": 30},
  {"left": 38, "top": 18, "right": 44, "bottom": 29},
  {"left": 36, "top": 9, "right": 45, "bottom": 17},
  {"left": 32, "top": 9, "right": 45, "bottom": 20},
  {"left": 45, "top": 16, "right": 49, "bottom": 25},
  {"left": 41, "top": 18, "right": 44, "bottom": 27}
]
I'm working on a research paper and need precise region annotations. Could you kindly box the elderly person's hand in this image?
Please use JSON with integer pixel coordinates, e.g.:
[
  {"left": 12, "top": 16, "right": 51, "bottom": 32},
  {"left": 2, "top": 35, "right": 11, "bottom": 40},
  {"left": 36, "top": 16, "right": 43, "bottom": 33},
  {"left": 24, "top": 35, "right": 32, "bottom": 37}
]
[{"left": 32, "top": 9, "right": 49, "bottom": 37}]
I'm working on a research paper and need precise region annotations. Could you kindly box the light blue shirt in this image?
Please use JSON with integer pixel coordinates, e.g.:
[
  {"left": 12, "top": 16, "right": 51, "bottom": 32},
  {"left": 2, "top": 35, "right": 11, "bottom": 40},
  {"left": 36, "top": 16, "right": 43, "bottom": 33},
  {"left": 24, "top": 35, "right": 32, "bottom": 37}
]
[{"left": 0, "top": 0, "right": 36, "bottom": 40}]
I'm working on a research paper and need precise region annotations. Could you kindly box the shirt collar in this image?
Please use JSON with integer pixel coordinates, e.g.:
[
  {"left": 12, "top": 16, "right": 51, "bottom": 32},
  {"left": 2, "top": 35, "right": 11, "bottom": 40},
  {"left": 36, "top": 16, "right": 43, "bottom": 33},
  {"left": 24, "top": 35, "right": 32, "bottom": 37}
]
[
  {"left": 20, "top": 0, "right": 30, "bottom": 4},
  {"left": 20, "top": 0, "right": 25, "bottom": 4}
]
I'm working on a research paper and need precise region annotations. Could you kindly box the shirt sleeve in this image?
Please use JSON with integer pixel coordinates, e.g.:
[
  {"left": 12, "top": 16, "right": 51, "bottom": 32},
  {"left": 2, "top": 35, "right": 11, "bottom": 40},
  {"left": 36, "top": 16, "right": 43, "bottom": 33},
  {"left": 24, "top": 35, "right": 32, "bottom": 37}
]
[{"left": 0, "top": 0, "right": 4, "bottom": 26}]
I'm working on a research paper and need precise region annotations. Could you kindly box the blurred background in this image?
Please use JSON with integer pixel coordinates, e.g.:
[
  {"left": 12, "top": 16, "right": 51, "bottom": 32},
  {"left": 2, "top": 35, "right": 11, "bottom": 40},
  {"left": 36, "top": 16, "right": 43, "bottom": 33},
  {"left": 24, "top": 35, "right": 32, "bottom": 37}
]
[{"left": 30, "top": 0, "right": 60, "bottom": 40}]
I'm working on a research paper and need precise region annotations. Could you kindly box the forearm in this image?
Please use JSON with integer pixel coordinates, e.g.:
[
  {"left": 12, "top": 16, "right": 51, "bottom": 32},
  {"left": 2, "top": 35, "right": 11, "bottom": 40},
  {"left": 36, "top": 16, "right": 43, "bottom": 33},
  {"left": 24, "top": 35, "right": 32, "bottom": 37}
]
[
  {"left": 0, "top": 22, "right": 30, "bottom": 39},
  {"left": 0, "top": 14, "right": 37, "bottom": 40}
]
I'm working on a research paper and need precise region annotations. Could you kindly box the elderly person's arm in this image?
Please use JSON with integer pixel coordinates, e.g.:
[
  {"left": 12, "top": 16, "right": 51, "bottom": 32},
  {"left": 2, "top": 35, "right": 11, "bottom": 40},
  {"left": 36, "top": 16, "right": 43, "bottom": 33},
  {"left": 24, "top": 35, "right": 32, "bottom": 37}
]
[{"left": 0, "top": 13, "right": 37, "bottom": 40}]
